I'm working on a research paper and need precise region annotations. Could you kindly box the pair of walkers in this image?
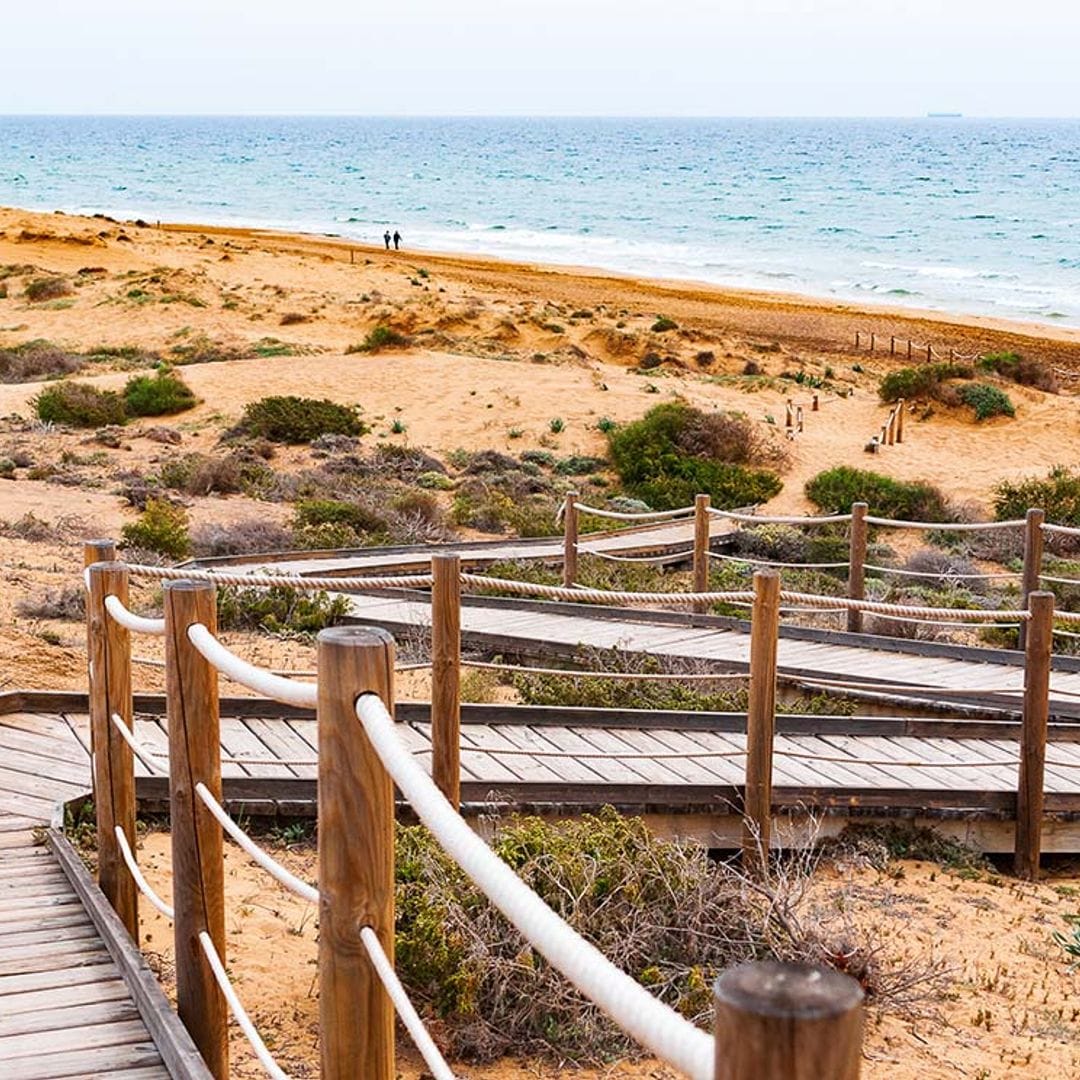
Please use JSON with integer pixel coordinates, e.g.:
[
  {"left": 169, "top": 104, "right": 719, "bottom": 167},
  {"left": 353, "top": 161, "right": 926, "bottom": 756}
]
[{"left": 383, "top": 229, "right": 401, "bottom": 250}]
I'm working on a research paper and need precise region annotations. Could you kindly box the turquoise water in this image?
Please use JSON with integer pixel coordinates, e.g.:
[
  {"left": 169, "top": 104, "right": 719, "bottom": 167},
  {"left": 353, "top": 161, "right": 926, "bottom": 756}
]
[{"left": 3, "top": 116, "right": 1080, "bottom": 325}]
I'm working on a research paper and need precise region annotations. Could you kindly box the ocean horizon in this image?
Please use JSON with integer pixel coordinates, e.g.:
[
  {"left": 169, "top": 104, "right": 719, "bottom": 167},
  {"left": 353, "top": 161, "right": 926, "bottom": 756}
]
[{"left": 3, "top": 114, "right": 1080, "bottom": 327}]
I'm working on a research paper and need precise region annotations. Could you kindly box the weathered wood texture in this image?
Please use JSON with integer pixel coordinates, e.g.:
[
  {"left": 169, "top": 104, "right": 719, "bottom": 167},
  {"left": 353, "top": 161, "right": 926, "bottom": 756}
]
[
  {"left": 431, "top": 553, "right": 462, "bottom": 808},
  {"left": 846, "top": 502, "right": 868, "bottom": 634},
  {"left": 744, "top": 571, "right": 780, "bottom": 867}
]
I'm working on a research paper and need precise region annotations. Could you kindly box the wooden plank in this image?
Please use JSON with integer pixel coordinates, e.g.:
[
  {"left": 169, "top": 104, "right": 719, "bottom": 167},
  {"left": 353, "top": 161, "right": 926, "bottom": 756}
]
[
  {"left": 0, "top": 946, "right": 111, "bottom": 978},
  {"left": 0, "top": 1041, "right": 164, "bottom": 1079},
  {"left": 0, "top": 975, "right": 129, "bottom": 1012},
  {"left": 246, "top": 717, "right": 318, "bottom": 779},
  {"left": 0, "top": 961, "right": 118, "bottom": 998},
  {"left": 0, "top": 998, "right": 140, "bottom": 1038},
  {"left": 0, "top": 925, "right": 98, "bottom": 949},
  {"left": 0, "top": 941, "right": 108, "bottom": 976},
  {"left": 218, "top": 716, "right": 292, "bottom": 779}
]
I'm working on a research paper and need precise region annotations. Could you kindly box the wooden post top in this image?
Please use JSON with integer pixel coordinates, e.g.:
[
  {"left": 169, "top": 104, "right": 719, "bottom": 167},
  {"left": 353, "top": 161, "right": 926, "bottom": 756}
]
[
  {"left": 164, "top": 578, "right": 217, "bottom": 595},
  {"left": 715, "top": 961, "right": 864, "bottom": 1019},
  {"left": 318, "top": 625, "right": 396, "bottom": 649},
  {"left": 83, "top": 539, "right": 116, "bottom": 566}
]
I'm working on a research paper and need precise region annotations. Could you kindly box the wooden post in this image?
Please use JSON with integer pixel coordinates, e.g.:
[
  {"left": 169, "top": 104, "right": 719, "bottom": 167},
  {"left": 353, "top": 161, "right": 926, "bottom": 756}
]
[
  {"left": 811, "top": 392, "right": 819, "bottom": 412},
  {"left": 854, "top": 331, "right": 860, "bottom": 349},
  {"left": 350, "top": 248, "right": 355, "bottom": 265},
  {"left": 926, "top": 343, "right": 932, "bottom": 362},
  {"left": 847, "top": 502, "right": 868, "bottom": 634},
  {"left": 1015, "top": 591, "right": 1054, "bottom": 880},
  {"left": 869, "top": 333, "right": 875, "bottom": 352},
  {"left": 164, "top": 581, "right": 227, "bottom": 1080},
  {"left": 796, "top": 406, "right": 804, "bottom": 433},
  {"left": 886, "top": 408, "right": 895, "bottom": 446},
  {"left": 318, "top": 626, "right": 396, "bottom": 1080},
  {"left": 743, "top": 570, "right": 780, "bottom": 870},
  {"left": 785, "top": 400, "right": 793, "bottom": 428},
  {"left": 693, "top": 494, "right": 711, "bottom": 615},
  {"left": 86, "top": 562, "right": 137, "bottom": 941},
  {"left": 83, "top": 539, "right": 116, "bottom": 568},
  {"left": 890, "top": 336, "right": 896, "bottom": 356},
  {"left": 1019, "top": 508, "right": 1045, "bottom": 652},
  {"left": 879, "top": 423, "right": 887, "bottom": 445},
  {"left": 431, "top": 553, "right": 461, "bottom": 809},
  {"left": 563, "top": 490, "right": 579, "bottom": 588},
  {"left": 714, "top": 960, "right": 864, "bottom": 1080},
  {"left": 895, "top": 398, "right": 904, "bottom": 443},
  {"left": 907, "top": 340, "right": 912, "bottom": 360}
]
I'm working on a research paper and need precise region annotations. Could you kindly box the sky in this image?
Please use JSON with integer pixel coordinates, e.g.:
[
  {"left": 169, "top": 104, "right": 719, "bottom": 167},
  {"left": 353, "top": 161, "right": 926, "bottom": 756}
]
[{"left": 2, "top": 0, "right": 1078, "bottom": 117}]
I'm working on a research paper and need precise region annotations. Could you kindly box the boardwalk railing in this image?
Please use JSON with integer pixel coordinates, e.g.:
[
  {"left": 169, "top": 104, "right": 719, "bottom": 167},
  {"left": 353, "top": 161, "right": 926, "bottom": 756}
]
[{"left": 84, "top": 544, "right": 874, "bottom": 1080}]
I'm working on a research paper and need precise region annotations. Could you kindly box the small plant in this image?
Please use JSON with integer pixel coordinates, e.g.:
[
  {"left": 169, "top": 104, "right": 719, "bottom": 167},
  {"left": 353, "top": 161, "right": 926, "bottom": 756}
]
[
  {"left": 956, "top": 382, "right": 1015, "bottom": 421},
  {"left": 805, "top": 466, "right": 950, "bottom": 521},
  {"left": 390, "top": 418, "right": 407, "bottom": 434},
  {"left": 24, "top": 276, "right": 73, "bottom": 302},
  {"left": 651, "top": 316, "right": 678, "bottom": 332},
  {"left": 1052, "top": 921, "right": 1080, "bottom": 968},
  {"left": 507, "top": 427, "right": 523, "bottom": 439},
  {"left": 596, "top": 416, "right": 616, "bottom": 433},
  {"left": 217, "top": 583, "right": 350, "bottom": 634},
  {"left": 978, "top": 350, "right": 1058, "bottom": 393},
  {"left": 347, "top": 324, "right": 409, "bottom": 353},
  {"left": 994, "top": 465, "right": 1080, "bottom": 528},
  {"left": 279, "top": 312, "right": 308, "bottom": 326},
  {"left": 878, "top": 363, "right": 973, "bottom": 403},
  {"left": 238, "top": 396, "right": 365, "bottom": 443},
  {"left": 549, "top": 417, "right": 565, "bottom": 434},
  {"left": 121, "top": 498, "right": 191, "bottom": 558},
  {"left": 33, "top": 382, "right": 128, "bottom": 427},
  {"left": 123, "top": 367, "right": 198, "bottom": 417}
]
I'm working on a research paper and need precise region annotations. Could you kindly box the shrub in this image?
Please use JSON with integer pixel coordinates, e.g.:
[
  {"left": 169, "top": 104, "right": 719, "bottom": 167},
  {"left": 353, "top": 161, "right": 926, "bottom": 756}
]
[
  {"left": 216, "top": 584, "right": 349, "bottom": 634},
  {"left": 33, "top": 382, "right": 127, "bottom": 427},
  {"left": 24, "top": 277, "right": 73, "bottom": 302},
  {"left": 0, "top": 340, "right": 84, "bottom": 382},
  {"left": 554, "top": 455, "right": 607, "bottom": 475},
  {"left": 239, "top": 396, "right": 365, "bottom": 443},
  {"left": 651, "top": 316, "right": 678, "bottom": 332},
  {"left": 120, "top": 498, "right": 191, "bottom": 558},
  {"left": 293, "top": 498, "right": 388, "bottom": 538},
  {"left": 978, "top": 351, "right": 1058, "bottom": 393},
  {"left": 878, "top": 363, "right": 972, "bottom": 402},
  {"left": 956, "top": 382, "right": 1015, "bottom": 421},
  {"left": 159, "top": 452, "right": 268, "bottom": 496},
  {"left": 347, "top": 324, "right": 409, "bottom": 353},
  {"left": 805, "top": 466, "right": 950, "bottom": 521},
  {"left": 15, "top": 585, "right": 85, "bottom": 620},
  {"left": 191, "top": 520, "right": 294, "bottom": 557},
  {"left": 994, "top": 465, "right": 1080, "bottom": 527},
  {"left": 123, "top": 367, "right": 197, "bottom": 417}
]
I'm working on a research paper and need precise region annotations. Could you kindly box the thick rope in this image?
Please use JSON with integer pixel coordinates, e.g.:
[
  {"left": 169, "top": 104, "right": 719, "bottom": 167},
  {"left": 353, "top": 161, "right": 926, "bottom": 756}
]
[
  {"left": 114, "top": 826, "right": 175, "bottom": 919},
  {"left": 707, "top": 507, "right": 852, "bottom": 525},
  {"left": 1040, "top": 573, "right": 1080, "bottom": 586},
  {"left": 708, "top": 551, "right": 850, "bottom": 570},
  {"left": 198, "top": 932, "right": 291, "bottom": 1080},
  {"left": 1043, "top": 523, "right": 1080, "bottom": 538},
  {"left": 103, "top": 594, "right": 166, "bottom": 637},
  {"left": 359, "top": 928, "right": 458, "bottom": 1080},
  {"left": 187, "top": 624, "right": 318, "bottom": 709},
  {"left": 355, "top": 694, "right": 714, "bottom": 1080},
  {"left": 573, "top": 503, "right": 694, "bottom": 522},
  {"left": 126, "top": 563, "right": 435, "bottom": 592},
  {"left": 110, "top": 712, "right": 168, "bottom": 776},
  {"left": 577, "top": 546, "right": 695, "bottom": 565},
  {"left": 863, "top": 516, "right": 1025, "bottom": 531},
  {"left": 864, "top": 563, "right": 1021, "bottom": 581},
  {"left": 195, "top": 783, "right": 319, "bottom": 904},
  {"left": 863, "top": 611, "right": 1025, "bottom": 629}
]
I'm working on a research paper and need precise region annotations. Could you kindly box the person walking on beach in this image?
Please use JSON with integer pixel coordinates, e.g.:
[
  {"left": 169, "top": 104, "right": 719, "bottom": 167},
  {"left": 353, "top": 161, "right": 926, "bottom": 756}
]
[
  {"left": 393, "top": 230, "right": 401, "bottom": 251},
  {"left": 383, "top": 229, "right": 391, "bottom": 250}
]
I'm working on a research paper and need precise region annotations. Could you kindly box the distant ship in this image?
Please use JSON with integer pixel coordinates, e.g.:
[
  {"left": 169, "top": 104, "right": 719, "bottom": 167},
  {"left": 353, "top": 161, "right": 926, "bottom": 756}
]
[{"left": 927, "top": 112, "right": 963, "bottom": 118}]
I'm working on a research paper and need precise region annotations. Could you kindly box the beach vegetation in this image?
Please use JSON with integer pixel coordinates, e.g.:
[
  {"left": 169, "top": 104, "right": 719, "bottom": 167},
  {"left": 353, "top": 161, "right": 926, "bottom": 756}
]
[
  {"left": 15, "top": 584, "right": 86, "bottom": 621},
  {"left": 279, "top": 312, "right": 308, "bottom": 326},
  {"left": 24, "top": 276, "right": 73, "bottom": 303},
  {"left": 33, "top": 381, "right": 128, "bottom": 427},
  {"left": 190, "top": 519, "right": 295, "bottom": 558},
  {"left": 250, "top": 337, "right": 296, "bottom": 357},
  {"left": 956, "top": 382, "right": 1015, "bottom": 421},
  {"left": 237, "top": 395, "right": 366, "bottom": 443},
  {"left": 977, "top": 351, "right": 1058, "bottom": 392},
  {"left": 651, "top": 316, "right": 678, "bottom": 332},
  {"left": 216, "top": 583, "right": 349, "bottom": 635},
  {"left": 158, "top": 451, "right": 272, "bottom": 497},
  {"left": 548, "top": 417, "right": 565, "bottom": 433},
  {"left": 805, "top": 465, "right": 951, "bottom": 521},
  {"left": 123, "top": 367, "right": 197, "bottom": 417},
  {"left": 554, "top": 455, "right": 607, "bottom": 475},
  {"left": 293, "top": 498, "right": 389, "bottom": 540},
  {"left": 0, "top": 340, "right": 85, "bottom": 382},
  {"left": 994, "top": 465, "right": 1080, "bottom": 529},
  {"left": 120, "top": 498, "right": 191, "bottom": 559},
  {"left": 348, "top": 324, "right": 410, "bottom": 353},
  {"left": 878, "top": 363, "right": 973, "bottom": 402}
]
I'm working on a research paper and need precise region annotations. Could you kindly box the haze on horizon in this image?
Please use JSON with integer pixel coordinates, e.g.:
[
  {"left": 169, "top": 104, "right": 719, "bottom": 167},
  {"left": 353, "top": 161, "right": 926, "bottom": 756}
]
[{"left": 1, "top": 0, "right": 1078, "bottom": 118}]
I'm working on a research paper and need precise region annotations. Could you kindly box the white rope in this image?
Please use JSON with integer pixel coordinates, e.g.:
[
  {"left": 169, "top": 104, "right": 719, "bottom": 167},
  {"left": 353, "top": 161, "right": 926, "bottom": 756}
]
[
  {"left": 863, "top": 516, "right": 1025, "bottom": 531},
  {"left": 359, "top": 927, "right": 457, "bottom": 1080},
  {"left": 788, "top": 676, "right": 1024, "bottom": 696},
  {"left": 198, "top": 932, "right": 291, "bottom": 1080},
  {"left": 114, "top": 826, "right": 175, "bottom": 919},
  {"left": 103, "top": 594, "right": 166, "bottom": 636},
  {"left": 354, "top": 694, "right": 714, "bottom": 1080},
  {"left": 126, "top": 564, "right": 434, "bottom": 592},
  {"left": 863, "top": 610, "right": 1023, "bottom": 629},
  {"left": 573, "top": 503, "right": 694, "bottom": 522},
  {"left": 466, "top": 660, "right": 748, "bottom": 682},
  {"left": 708, "top": 507, "right": 852, "bottom": 525},
  {"left": 1053, "top": 610, "right": 1080, "bottom": 624},
  {"left": 577, "top": 546, "right": 694, "bottom": 565},
  {"left": 1043, "top": 523, "right": 1080, "bottom": 538},
  {"left": 1052, "top": 627, "right": 1080, "bottom": 640},
  {"left": 110, "top": 712, "right": 168, "bottom": 776},
  {"left": 194, "top": 783, "right": 319, "bottom": 904},
  {"left": 187, "top": 624, "right": 318, "bottom": 708},
  {"left": 864, "top": 563, "right": 1021, "bottom": 581},
  {"left": 1040, "top": 573, "right": 1080, "bottom": 586},
  {"left": 707, "top": 551, "right": 850, "bottom": 570}
]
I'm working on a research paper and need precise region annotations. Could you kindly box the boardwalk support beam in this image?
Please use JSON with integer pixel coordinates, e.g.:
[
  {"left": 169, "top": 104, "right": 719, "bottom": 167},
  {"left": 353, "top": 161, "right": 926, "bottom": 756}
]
[{"left": 432, "top": 552, "right": 462, "bottom": 809}]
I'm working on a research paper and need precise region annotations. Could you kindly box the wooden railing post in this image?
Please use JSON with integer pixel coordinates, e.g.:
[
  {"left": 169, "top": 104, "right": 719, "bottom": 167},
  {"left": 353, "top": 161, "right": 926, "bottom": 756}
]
[
  {"left": 563, "top": 491, "right": 579, "bottom": 588},
  {"left": 83, "top": 538, "right": 115, "bottom": 741},
  {"left": 1019, "top": 508, "right": 1045, "bottom": 652},
  {"left": 895, "top": 398, "right": 904, "bottom": 443},
  {"left": 693, "top": 494, "right": 711, "bottom": 615},
  {"left": 164, "top": 580, "right": 227, "bottom": 1079},
  {"left": 785, "top": 400, "right": 793, "bottom": 429},
  {"left": 714, "top": 960, "right": 863, "bottom": 1080},
  {"left": 743, "top": 570, "right": 780, "bottom": 870},
  {"left": 86, "top": 561, "right": 137, "bottom": 940},
  {"left": 1016, "top": 590, "right": 1054, "bottom": 880},
  {"left": 318, "top": 626, "right": 396, "bottom": 1080},
  {"left": 431, "top": 553, "right": 462, "bottom": 809},
  {"left": 847, "top": 503, "right": 868, "bottom": 634}
]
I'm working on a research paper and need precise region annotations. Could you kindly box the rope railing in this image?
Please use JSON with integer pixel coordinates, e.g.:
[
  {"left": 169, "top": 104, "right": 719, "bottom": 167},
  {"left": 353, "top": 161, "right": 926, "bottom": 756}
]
[
  {"left": 576, "top": 545, "right": 695, "bottom": 565},
  {"left": 707, "top": 507, "right": 853, "bottom": 525},
  {"left": 110, "top": 712, "right": 168, "bottom": 776},
  {"left": 707, "top": 551, "right": 850, "bottom": 570},
  {"left": 114, "top": 826, "right": 175, "bottom": 919},
  {"left": 863, "top": 563, "right": 1021, "bottom": 581},
  {"left": 126, "top": 564, "right": 435, "bottom": 592},
  {"left": 862, "top": 515, "right": 1027, "bottom": 531},
  {"left": 354, "top": 692, "right": 715, "bottom": 1080},
  {"left": 103, "top": 594, "right": 166, "bottom": 636},
  {"left": 571, "top": 502, "right": 695, "bottom": 523},
  {"left": 1043, "top": 523, "right": 1080, "bottom": 538}
]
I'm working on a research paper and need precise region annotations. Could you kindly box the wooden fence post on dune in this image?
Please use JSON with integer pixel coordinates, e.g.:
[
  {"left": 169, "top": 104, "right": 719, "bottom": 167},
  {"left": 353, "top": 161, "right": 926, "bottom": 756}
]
[
  {"left": 693, "top": 494, "right": 711, "bottom": 614},
  {"left": 895, "top": 398, "right": 904, "bottom": 443},
  {"left": 318, "top": 626, "right": 396, "bottom": 1080},
  {"left": 1016, "top": 590, "right": 1054, "bottom": 881},
  {"left": 714, "top": 961, "right": 864, "bottom": 1080},
  {"left": 431, "top": 552, "right": 462, "bottom": 809},
  {"left": 86, "top": 560, "right": 138, "bottom": 941},
  {"left": 743, "top": 570, "right": 780, "bottom": 871},
  {"left": 1019, "top": 507, "right": 1045, "bottom": 652},
  {"left": 846, "top": 502, "right": 868, "bottom": 634},
  {"left": 563, "top": 490, "right": 579, "bottom": 588},
  {"left": 164, "top": 580, "right": 228, "bottom": 1080}
]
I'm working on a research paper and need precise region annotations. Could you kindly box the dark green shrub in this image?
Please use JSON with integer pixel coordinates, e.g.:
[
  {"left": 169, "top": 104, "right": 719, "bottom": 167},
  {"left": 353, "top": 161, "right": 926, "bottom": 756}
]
[
  {"left": 554, "top": 455, "right": 607, "bottom": 475},
  {"left": 651, "top": 316, "right": 678, "bottom": 332},
  {"left": 120, "top": 498, "right": 191, "bottom": 558},
  {"left": 34, "top": 382, "right": 127, "bottom": 427},
  {"left": 24, "top": 276, "right": 73, "bottom": 302},
  {"left": 216, "top": 584, "right": 349, "bottom": 633},
  {"left": 123, "top": 367, "right": 197, "bottom": 417},
  {"left": 293, "top": 498, "right": 388, "bottom": 537},
  {"left": 994, "top": 466, "right": 1080, "bottom": 527},
  {"left": 956, "top": 382, "right": 1015, "bottom": 421},
  {"left": 239, "top": 396, "right": 365, "bottom": 443},
  {"left": 978, "top": 351, "right": 1058, "bottom": 393},
  {"left": 805, "top": 466, "right": 950, "bottom": 521},
  {"left": 878, "top": 363, "right": 972, "bottom": 402},
  {"left": 347, "top": 324, "right": 409, "bottom": 354}
]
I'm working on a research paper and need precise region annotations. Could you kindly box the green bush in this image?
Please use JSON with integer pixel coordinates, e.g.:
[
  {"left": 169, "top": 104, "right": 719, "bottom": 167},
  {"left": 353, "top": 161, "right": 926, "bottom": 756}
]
[
  {"left": 123, "top": 367, "right": 197, "bottom": 417},
  {"left": 651, "top": 316, "right": 678, "bottom": 332},
  {"left": 805, "top": 466, "right": 950, "bottom": 521},
  {"left": 34, "top": 381, "right": 127, "bottom": 427},
  {"left": 978, "top": 351, "right": 1058, "bottom": 393},
  {"left": 239, "top": 396, "right": 365, "bottom": 443},
  {"left": 956, "top": 382, "right": 1015, "bottom": 421},
  {"left": 878, "top": 363, "right": 972, "bottom": 402},
  {"left": 607, "top": 403, "right": 783, "bottom": 510},
  {"left": 347, "top": 324, "right": 409, "bottom": 354},
  {"left": 994, "top": 465, "right": 1080, "bottom": 526},
  {"left": 293, "top": 498, "right": 388, "bottom": 538},
  {"left": 120, "top": 498, "right": 191, "bottom": 558},
  {"left": 24, "top": 276, "right": 73, "bottom": 302},
  {"left": 216, "top": 584, "right": 350, "bottom": 633}
]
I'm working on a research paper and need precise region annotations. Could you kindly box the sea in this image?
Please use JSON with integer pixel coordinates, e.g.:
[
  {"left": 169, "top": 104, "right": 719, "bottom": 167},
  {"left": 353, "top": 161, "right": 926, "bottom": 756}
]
[{"left": 2, "top": 115, "right": 1080, "bottom": 327}]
